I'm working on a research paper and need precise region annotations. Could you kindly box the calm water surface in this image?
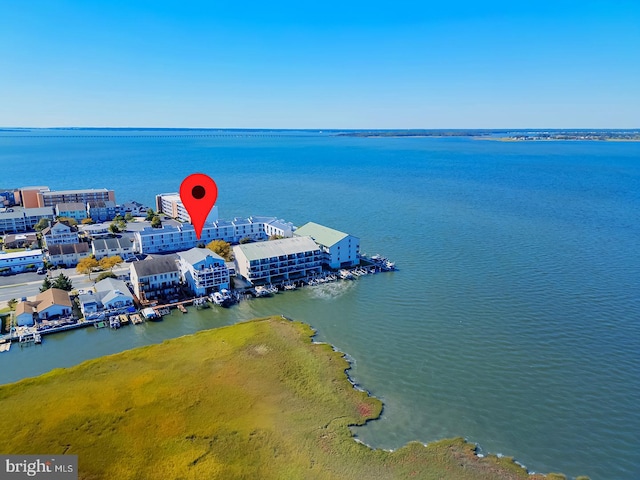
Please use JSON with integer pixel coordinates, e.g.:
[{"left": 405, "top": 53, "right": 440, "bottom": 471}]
[{"left": 1, "top": 130, "right": 639, "bottom": 479}]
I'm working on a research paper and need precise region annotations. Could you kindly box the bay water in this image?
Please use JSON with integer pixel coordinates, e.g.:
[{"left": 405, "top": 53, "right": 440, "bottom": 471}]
[{"left": 1, "top": 130, "right": 639, "bottom": 479}]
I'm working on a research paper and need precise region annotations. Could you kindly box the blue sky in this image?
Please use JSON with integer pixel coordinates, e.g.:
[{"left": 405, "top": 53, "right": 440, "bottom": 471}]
[{"left": 1, "top": 1, "right": 638, "bottom": 128}]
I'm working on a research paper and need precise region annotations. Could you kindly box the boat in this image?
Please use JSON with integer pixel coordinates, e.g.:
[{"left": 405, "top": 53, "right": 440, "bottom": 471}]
[
  {"left": 254, "top": 286, "right": 273, "bottom": 297},
  {"left": 141, "top": 308, "right": 159, "bottom": 320},
  {"left": 194, "top": 297, "right": 209, "bottom": 308},
  {"left": 94, "top": 321, "right": 106, "bottom": 329},
  {"left": 34, "top": 333, "right": 42, "bottom": 344},
  {"left": 210, "top": 291, "right": 225, "bottom": 305},
  {"left": 338, "top": 269, "right": 354, "bottom": 280},
  {"left": 109, "top": 316, "right": 121, "bottom": 329},
  {"left": 119, "top": 313, "right": 130, "bottom": 325},
  {"left": 177, "top": 304, "right": 187, "bottom": 313},
  {"left": 283, "top": 282, "right": 296, "bottom": 290},
  {"left": 130, "top": 313, "right": 144, "bottom": 325}
]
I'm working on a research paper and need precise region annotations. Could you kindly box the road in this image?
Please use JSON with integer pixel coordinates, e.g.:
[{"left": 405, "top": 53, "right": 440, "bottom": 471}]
[{"left": 0, "top": 266, "right": 131, "bottom": 307}]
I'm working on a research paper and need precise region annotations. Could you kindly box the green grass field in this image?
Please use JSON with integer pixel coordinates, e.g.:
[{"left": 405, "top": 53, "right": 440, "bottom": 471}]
[{"left": 0, "top": 317, "right": 569, "bottom": 479}]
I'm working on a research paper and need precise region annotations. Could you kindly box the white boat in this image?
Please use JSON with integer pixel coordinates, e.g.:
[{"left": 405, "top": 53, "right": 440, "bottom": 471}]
[
  {"left": 254, "top": 285, "right": 272, "bottom": 297},
  {"left": 338, "top": 269, "right": 353, "bottom": 279},
  {"left": 210, "top": 292, "right": 225, "bottom": 305},
  {"left": 283, "top": 283, "right": 296, "bottom": 290},
  {"left": 384, "top": 260, "right": 396, "bottom": 270}
]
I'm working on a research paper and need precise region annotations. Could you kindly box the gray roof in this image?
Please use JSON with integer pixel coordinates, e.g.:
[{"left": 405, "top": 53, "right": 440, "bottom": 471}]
[
  {"left": 94, "top": 277, "right": 130, "bottom": 294},
  {"left": 177, "top": 247, "right": 225, "bottom": 265},
  {"left": 130, "top": 255, "right": 179, "bottom": 277},
  {"left": 56, "top": 202, "right": 87, "bottom": 211},
  {"left": 233, "top": 236, "right": 319, "bottom": 261},
  {"left": 93, "top": 237, "right": 133, "bottom": 250}
]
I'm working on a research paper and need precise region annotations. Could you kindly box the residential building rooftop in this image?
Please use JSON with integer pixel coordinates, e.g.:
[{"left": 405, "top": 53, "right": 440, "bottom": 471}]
[
  {"left": 235, "top": 236, "right": 319, "bottom": 261},
  {"left": 294, "top": 222, "right": 349, "bottom": 247}
]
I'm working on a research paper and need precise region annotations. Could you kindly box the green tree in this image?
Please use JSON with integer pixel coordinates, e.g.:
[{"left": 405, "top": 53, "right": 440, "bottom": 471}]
[
  {"left": 76, "top": 257, "right": 100, "bottom": 279},
  {"left": 151, "top": 216, "right": 162, "bottom": 228},
  {"left": 206, "top": 240, "right": 233, "bottom": 261},
  {"left": 124, "top": 212, "right": 134, "bottom": 222},
  {"left": 145, "top": 208, "right": 155, "bottom": 221},
  {"left": 40, "top": 277, "right": 52, "bottom": 293},
  {"left": 34, "top": 218, "right": 50, "bottom": 231},
  {"left": 268, "top": 234, "right": 284, "bottom": 241},
  {"left": 95, "top": 271, "right": 117, "bottom": 282},
  {"left": 7, "top": 298, "right": 17, "bottom": 311},
  {"left": 52, "top": 273, "right": 73, "bottom": 291},
  {"left": 108, "top": 223, "right": 120, "bottom": 234},
  {"left": 239, "top": 236, "right": 253, "bottom": 244},
  {"left": 81, "top": 217, "right": 95, "bottom": 225}
]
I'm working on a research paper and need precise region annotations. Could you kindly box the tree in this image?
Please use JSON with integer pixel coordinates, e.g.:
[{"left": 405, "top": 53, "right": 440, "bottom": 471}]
[
  {"left": 81, "top": 217, "right": 95, "bottom": 225},
  {"left": 52, "top": 273, "right": 73, "bottom": 291},
  {"left": 151, "top": 216, "right": 162, "bottom": 228},
  {"left": 76, "top": 257, "right": 99, "bottom": 279},
  {"left": 124, "top": 212, "right": 134, "bottom": 222},
  {"left": 95, "top": 271, "right": 117, "bottom": 282},
  {"left": 206, "top": 240, "right": 233, "bottom": 261},
  {"left": 268, "top": 234, "right": 284, "bottom": 241},
  {"left": 99, "top": 255, "right": 123, "bottom": 271},
  {"left": 56, "top": 216, "right": 78, "bottom": 227},
  {"left": 145, "top": 208, "right": 155, "bottom": 221},
  {"left": 7, "top": 298, "right": 17, "bottom": 311},
  {"left": 34, "top": 218, "right": 50, "bottom": 231},
  {"left": 239, "top": 236, "right": 253, "bottom": 244},
  {"left": 40, "top": 277, "right": 52, "bottom": 293},
  {"left": 108, "top": 223, "right": 120, "bottom": 234}
]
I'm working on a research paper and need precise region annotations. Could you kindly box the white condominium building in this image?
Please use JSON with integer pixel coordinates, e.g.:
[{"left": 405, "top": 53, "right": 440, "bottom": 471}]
[
  {"left": 233, "top": 236, "right": 322, "bottom": 286},
  {"left": 155, "top": 192, "right": 219, "bottom": 223}
]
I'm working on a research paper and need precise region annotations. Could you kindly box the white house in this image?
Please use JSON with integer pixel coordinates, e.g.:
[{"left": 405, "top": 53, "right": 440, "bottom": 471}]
[
  {"left": 294, "top": 222, "right": 360, "bottom": 269},
  {"left": 156, "top": 193, "right": 219, "bottom": 223},
  {"left": 130, "top": 255, "right": 181, "bottom": 303},
  {"left": 0, "top": 249, "right": 44, "bottom": 273},
  {"left": 15, "top": 288, "right": 72, "bottom": 326},
  {"left": 42, "top": 221, "right": 80, "bottom": 247},
  {"left": 176, "top": 248, "right": 230, "bottom": 296},
  {"left": 91, "top": 236, "right": 135, "bottom": 260},
  {"left": 233, "top": 236, "right": 322, "bottom": 286},
  {"left": 46, "top": 243, "right": 90, "bottom": 267},
  {"left": 0, "top": 206, "right": 55, "bottom": 234},
  {"left": 78, "top": 278, "right": 135, "bottom": 318}
]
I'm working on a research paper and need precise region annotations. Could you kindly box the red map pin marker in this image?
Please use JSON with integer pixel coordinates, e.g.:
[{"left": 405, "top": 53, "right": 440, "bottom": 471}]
[{"left": 179, "top": 173, "right": 218, "bottom": 239}]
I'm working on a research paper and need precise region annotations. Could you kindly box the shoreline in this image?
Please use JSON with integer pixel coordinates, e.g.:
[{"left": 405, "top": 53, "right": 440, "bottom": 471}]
[{"left": 0, "top": 316, "right": 576, "bottom": 479}]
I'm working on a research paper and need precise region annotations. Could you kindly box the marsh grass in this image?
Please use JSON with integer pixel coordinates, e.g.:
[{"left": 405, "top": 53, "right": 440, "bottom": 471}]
[{"left": 0, "top": 317, "right": 563, "bottom": 479}]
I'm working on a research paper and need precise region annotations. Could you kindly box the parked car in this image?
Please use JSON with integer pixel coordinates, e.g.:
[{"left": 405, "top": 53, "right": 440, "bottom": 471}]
[{"left": 37, "top": 267, "right": 46, "bottom": 274}]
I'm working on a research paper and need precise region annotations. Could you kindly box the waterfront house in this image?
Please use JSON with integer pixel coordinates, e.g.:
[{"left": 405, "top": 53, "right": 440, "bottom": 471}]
[
  {"left": 0, "top": 249, "right": 44, "bottom": 273},
  {"left": 55, "top": 202, "right": 88, "bottom": 222},
  {"left": 91, "top": 236, "right": 135, "bottom": 260},
  {"left": 42, "top": 221, "right": 80, "bottom": 248},
  {"left": 129, "top": 255, "right": 181, "bottom": 303},
  {"left": 294, "top": 222, "right": 360, "bottom": 269},
  {"left": 15, "top": 288, "right": 72, "bottom": 326},
  {"left": 156, "top": 193, "right": 219, "bottom": 223},
  {"left": 177, "top": 247, "right": 230, "bottom": 296},
  {"left": 233, "top": 236, "right": 322, "bottom": 286},
  {"left": 78, "top": 278, "right": 135, "bottom": 318},
  {"left": 46, "top": 243, "right": 90, "bottom": 267},
  {"left": 117, "top": 200, "right": 149, "bottom": 217}
]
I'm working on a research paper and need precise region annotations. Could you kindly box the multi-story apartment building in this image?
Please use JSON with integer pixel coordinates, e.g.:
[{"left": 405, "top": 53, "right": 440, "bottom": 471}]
[
  {"left": 91, "top": 236, "right": 135, "bottom": 260},
  {"left": 38, "top": 188, "right": 115, "bottom": 208},
  {"left": 0, "top": 207, "right": 55, "bottom": 234},
  {"left": 233, "top": 236, "right": 322, "bottom": 286},
  {"left": 155, "top": 192, "right": 219, "bottom": 223},
  {"left": 294, "top": 222, "right": 360, "bottom": 269},
  {"left": 54, "top": 202, "right": 88, "bottom": 221},
  {"left": 176, "top": 248, "right": 230, "bottom": 296},
  {"left": 134, "top": 217, "right": 295, "bottom": 254}
]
